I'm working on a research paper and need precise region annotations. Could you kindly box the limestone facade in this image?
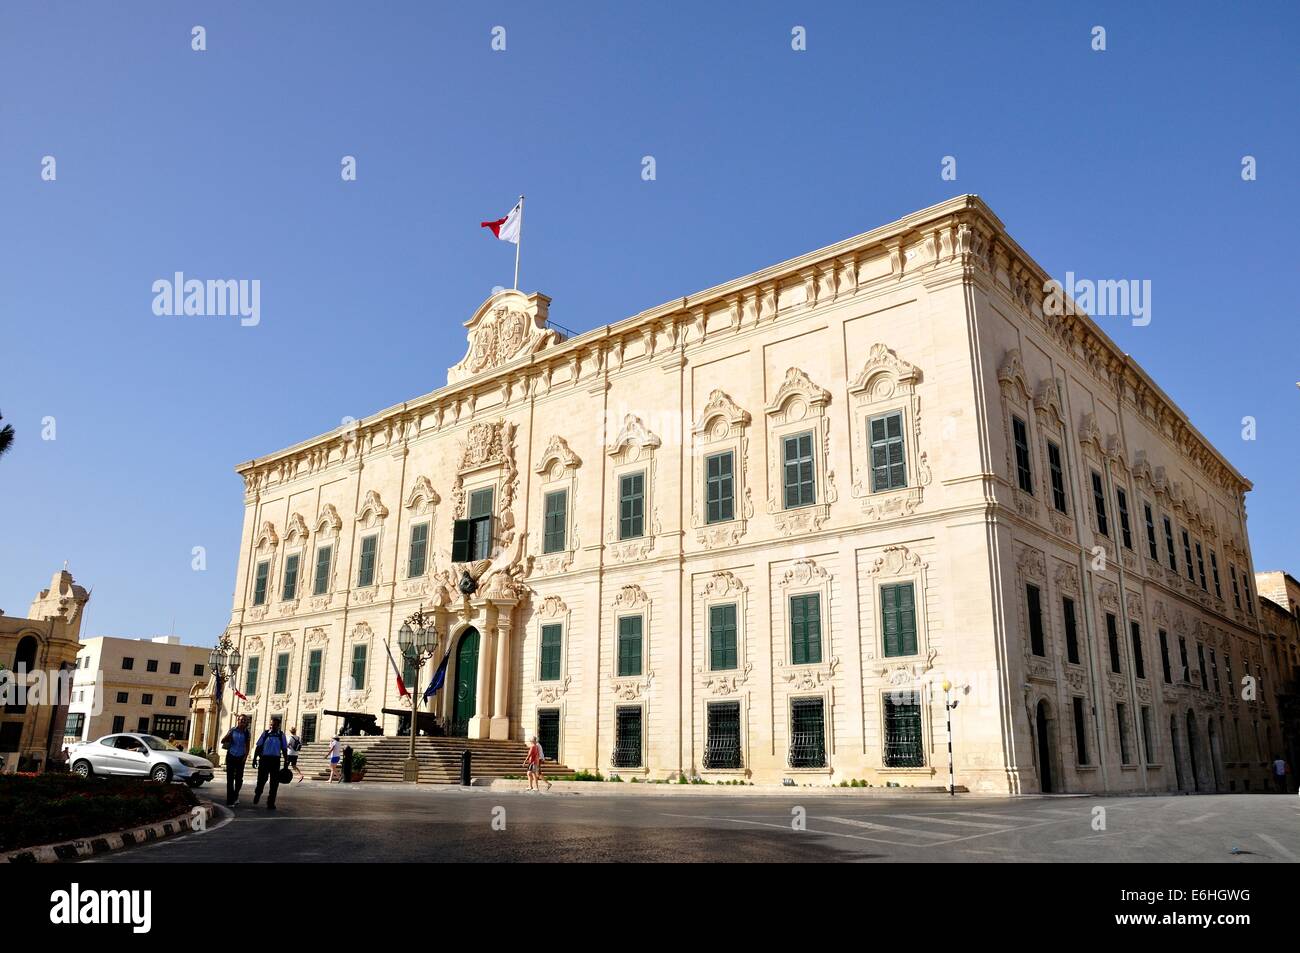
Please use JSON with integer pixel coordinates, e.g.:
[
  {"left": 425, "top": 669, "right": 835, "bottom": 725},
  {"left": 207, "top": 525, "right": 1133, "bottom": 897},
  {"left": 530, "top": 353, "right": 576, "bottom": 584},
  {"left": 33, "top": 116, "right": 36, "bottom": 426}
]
[{"left": 225, "top": 195, "right": 1274, "bottom": 792}]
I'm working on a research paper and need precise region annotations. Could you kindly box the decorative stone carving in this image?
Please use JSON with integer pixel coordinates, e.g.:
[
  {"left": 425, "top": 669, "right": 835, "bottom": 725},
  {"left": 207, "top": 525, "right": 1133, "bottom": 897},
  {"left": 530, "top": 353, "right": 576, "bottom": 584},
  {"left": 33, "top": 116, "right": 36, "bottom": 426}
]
[
  {"left": 703, "top": 571, "right": 746, "bottom": 598},
  {"left": 613, "top": 584, "right": 649, "bottom": 609},
  {"left": 784, "top": 657, "right": 840, "bottom": 690},
  {"left": 283, "top": 513, "right": 309, "bottom": 545},
  {"left": 536, "top": 675, "right": 571, "bottom": 704},
  {"left": 356, "top": 490, "right": 388, "bottom": 526},
  {"left": 448, "top": 290, "right": 559, "bottom": 384},
  {"left": 607, "top": 414, "right": 662, "bottom": 460},
  {"left": 1054, "top": 562, "right": 1080, "bottom": 594},
  {"left": 781, "top": 559, "right": 828, "bottom": 589},
  {"left": 868, "top": 545, "right": 925, "bottom": 576}
]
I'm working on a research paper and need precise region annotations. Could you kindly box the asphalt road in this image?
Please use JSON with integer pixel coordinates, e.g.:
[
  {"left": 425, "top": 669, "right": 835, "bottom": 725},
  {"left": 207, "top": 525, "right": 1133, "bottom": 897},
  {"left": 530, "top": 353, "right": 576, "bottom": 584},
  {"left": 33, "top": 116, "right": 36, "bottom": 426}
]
[{"left": 92, "top": 782, "right": 1300, "bottom": 863}]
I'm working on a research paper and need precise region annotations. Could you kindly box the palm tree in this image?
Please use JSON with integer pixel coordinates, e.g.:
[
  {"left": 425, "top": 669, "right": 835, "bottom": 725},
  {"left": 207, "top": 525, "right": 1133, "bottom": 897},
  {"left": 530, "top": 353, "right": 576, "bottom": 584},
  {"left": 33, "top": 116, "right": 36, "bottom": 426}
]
[{"left": 0, "top": 409, "right": 13, "bottom": 461}]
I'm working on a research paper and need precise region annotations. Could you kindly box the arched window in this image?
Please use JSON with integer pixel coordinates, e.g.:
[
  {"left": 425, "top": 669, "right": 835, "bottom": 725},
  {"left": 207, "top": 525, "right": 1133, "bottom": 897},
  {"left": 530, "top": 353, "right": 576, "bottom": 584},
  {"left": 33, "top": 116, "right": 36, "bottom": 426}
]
[{"left": 14, "top": 636, "right": 38, "bottom": 671}]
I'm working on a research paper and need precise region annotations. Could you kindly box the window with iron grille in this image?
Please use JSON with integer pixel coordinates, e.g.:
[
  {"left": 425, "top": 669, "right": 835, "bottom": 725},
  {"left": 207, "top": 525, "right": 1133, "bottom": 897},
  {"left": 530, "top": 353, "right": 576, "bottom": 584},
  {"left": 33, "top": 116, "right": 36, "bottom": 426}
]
[
  {"left": 543, "top": 489, "right": 568, "bottom": 553},
  {"left": 244, "top": 656, "right": 260, "bottom": 696},
  {"left": 282, "top": 553, "right": 300, "bottom": 600},
  {"left": 782, "top": 432, "right": 816, "bottom": 508},
  {"left": 884, "top": 691, "right": 924, "bottom": 767},
  {"left": 705, "top": 701, "right": 742, "bottom": 769},
  {"left": 1143, "top": 502, "right": 1159, "bottom": 560},
  {"left": 1012, "top": 416, "right": 1033, "bottom": 494},
  {"left": 1181, "top": 529, "right": 1195, "bottom": 583},
  {"left": 1116, "top": 703, "right": 1132, "bottom": 764},
  {"left": 302, "top": 713, "right": 317, "bottom": 744},
  {"left": 306, "top": 649, "right": 322, "bottom": 694},
  {"left": 357, "top": 534, "right": 378, "bottom": 587},
  {"left": 65, "top": 712, "right": 85, "bottom": 739},
  {"left": 1195, "top": 541, "right": 1207, "bottom": 591},
  {"left": 1091, "top": 472, "right": 1109, "bottom": 536},
  {"left": 408, "top": 523, "right": 429, "bottom": 577},
  {"left": 153, "top": 714, "right": 186, "bottom": 737},
  {"left": 617, "top": 616, "right": 642, "bottom": 676},
  {"left": 1116, "top": 488, "right": 1133, "bottom": 549},
  {"left": 540, "top": 623, "right": 562, "bottom": 681},
  {"left": 788, "top": 697, "right": 826, "bottom": 768},
  {"left": 881, "top": 583, "right": 917, "bottom": 658},
  {"left": 537, "top": 708, "right": 560, "bottom": 763},
  {"left": 1106, "top": 614, "right": 1121, "bottom": 674},
  {"left": 789, "top": 593, "right": 822, "bottom": 665},
  {"left": 1026, "top": 583, "right": 1046, "bottom": 657},
  {"left": 709, "top": 603, "right": 737, "bottom": 671},
  {"left": 613, "top": 706, "right": 642, "bottom": 768},
  {"left": 1048, "top": 441, "right": 1067, "bottom": 513},
  {"left": 1130, "top": 622, "right": 1145, "bottom": 679},
  {"left": 313, "top": 545, "right": 332, "bottom": 595},
  {"left": 350, "top": 644, "right": 367, "bottom": 691},
  {"left": 253, "top": 560, "right": 270, "bottom": 606},
  {"left": 705, "top": 451, "right": 735, "bottom": 523},
  {"left": 1072, "top": 696, "right": 1090, "bottom": 765},
  {"left": 1163, "top": 516, "right": 1177, "bottom": 571},
  {"left": 870, "top": 411, "right": 907, "bottom": 491},
  {"left": 619, "top": 472, "right": 645, "bottom": 539},
  {"left": 1063, "top": 597, "right": 1080, "bottom": 664},
  {"left": 1159, "top": 630, "right": 1172, "bottom": 683}
]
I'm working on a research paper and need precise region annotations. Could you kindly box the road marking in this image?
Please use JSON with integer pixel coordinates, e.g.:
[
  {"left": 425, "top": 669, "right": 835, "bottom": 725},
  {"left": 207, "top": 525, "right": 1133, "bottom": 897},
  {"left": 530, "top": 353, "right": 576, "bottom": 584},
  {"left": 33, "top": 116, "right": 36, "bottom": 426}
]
[
  {"left": 1256, "top": 834, "right": 1298, "bottom": 862},
  {"left": 819, "top": 816, "right": 955, "bottom": 840},
  {"left": 1176, "top": 813, "right": 1218, "bottom": 825},
  {"left": 881, "top": 814, "right": 1009, "bottom": 829},
  {"left": 1035, "top": 808, "right": 1083, "bottom": 818},
  {"left": 658, "top": 813, "right": 920, "bottom": 847},
  {"left": 953, "top": 811, "right": 1045, "bottom": 823}
]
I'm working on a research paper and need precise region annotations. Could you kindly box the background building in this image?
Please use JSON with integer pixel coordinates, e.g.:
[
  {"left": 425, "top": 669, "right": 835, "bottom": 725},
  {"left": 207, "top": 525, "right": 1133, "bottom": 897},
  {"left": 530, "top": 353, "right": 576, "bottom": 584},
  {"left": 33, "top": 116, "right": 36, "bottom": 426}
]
[
  {"left": 1255, "top": 571, "right": 1300, "bottom": 789},
  {"left": 0, "top": 569, "right": 88, "bottom": 772},
  {"left": 224, "top": 195, "right": 1275, "bottom": 793},
  {"left": 67, "top": 636, "right": 208, "bottom": 746}
]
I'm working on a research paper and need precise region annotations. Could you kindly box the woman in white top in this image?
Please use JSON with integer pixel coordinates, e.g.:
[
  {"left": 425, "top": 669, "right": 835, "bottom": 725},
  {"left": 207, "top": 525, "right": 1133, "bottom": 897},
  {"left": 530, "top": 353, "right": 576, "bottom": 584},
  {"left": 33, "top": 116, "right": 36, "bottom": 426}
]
[{"left": 327, "top": 736, "right": 342, "bottom": 783}]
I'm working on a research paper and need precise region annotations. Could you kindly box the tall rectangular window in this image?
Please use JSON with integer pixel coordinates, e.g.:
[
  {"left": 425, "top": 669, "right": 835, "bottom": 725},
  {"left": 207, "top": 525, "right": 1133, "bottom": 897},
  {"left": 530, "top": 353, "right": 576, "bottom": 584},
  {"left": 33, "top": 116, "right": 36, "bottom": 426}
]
[
  {"left": 1195, "top": 542, "right": 1207, "bottom": 591},
  {"left": 790, "top": 593, "right": 823, "bottom": 665},
  {"left": 540, "top": 623, "right": 562, "bottom": 681},
  {"left": 1225, "top": 654, "right": 1235, "bottom": 697},
  {"left": 1210, "top": 552, "right": 1222, "bottom": 599},
  {"left": 357, "top": 534, "right": 378, "bottom": 587},
  {"left": 1047, "top": 441, "right": 1067, "bottom": 513},
  {"left": 302, "top": 713, "right": 318, "bottom": 745},
  {"left": 306, "top": 649, "right": 322, "bottom": 694},
  {"left": 1230, "top": 566, "right": 1242, "bottom": 609},
  {"left": 1012, "top": 416, "right": 1033, "bottom": 494},
  {"left": 880, "top": 583, "right": 917, "bottom": 658},
  {"left": 467, "top": 486, "right": 495, "bottom": 561},
  {"left": 1106, "top": 613, "right": 1122, "bottom": 674},
  {"left": 244, "top": 656, "right": 260, "bottom": 696},
  {"left": 408, "top": 523, "right": 429, "bottom": 577},
  {"left": 870, "top": 411, "right": 907, "bottom": 491},
  {"left": 789, "top": 698, "right": 826, "bottom": 768},
  {"left": 612, "top": 707, "right": 643, "bottom": 768},
  {"left": 252, "top": 560, "right": 270, "bottom": 606},
  {"left": 1141, "top": 706, "right": 1155, "bottom": 765},
  {"left": 1091, "top": 472, "right": 1109, "bottom": 537},
  {"left": 1181, "top": 529, "right": 1195, "bottom": 582},
  {"left": 1163, "top": 516, "right": 1177, "bottom": 571},
  {"left": 537, "top": 709, "right": 560, "bottom": 763},
  {"left": 705, "top": 451, "right": 735, "bottom": 523},
  {"left": 274, "top": 652, "right": 290, "bottom": 694},
  {"left": 782, "top": 432, "right": 816, "bottom": 508},
  {"left": 350, "top": 644, "right": 367, "bottom": 691},
  {"left": 709, "top": 603, "right": 738, "bottom": 671},
  {"left": 1130, "top": 622, "right": 1145, "bottom": 679},
  {"left": 619, "top": 472, "right": 645, "bottom": 540},
  {"left": 543, "top": 489, "right": 568, "bottom": 553},
  {"left": 1063, "top": 597, "right": 1080, "bottom": 664},
  {"left": 1117, "top": 703, "right": 1132, "bottom": 765},
  {"left": 1159, "top": 630, "right": 1172, "bottom": 683},
  {"left": 313, "top": 545, "right": 332, "bottom": 595},
  {"left": 1143, "top": 502, "right": 1159, "bottom": 560},
  {"left": 617, "top": 616, "right": 643, "bottom": 677},
  {"left": 1209, "top": 648, "right": 1220, "bottom": 694},
  {"left": 1026, "top": 583, "right": 1046, "bottom": 657},
  {"left": 282, "top": 553, "right": 300, "bottom": 601},
  {"left": 1196, "top": 642, "right": 1208, "bottom": 689},
  {"left": 1073, "top": 696, "right": 1090, "bottom": 766},
  {"left": 1178, "top": 636, "right": 1190, "bottom": 683},
  {"left": 1116, "top": 488, "right": 1133, "bottom": 550},
  {"left": 884, "top": 691, "right": 924, "bottom": 767},
  {"left": 704, "top": 701, "right": 742, "bottom": 770}
]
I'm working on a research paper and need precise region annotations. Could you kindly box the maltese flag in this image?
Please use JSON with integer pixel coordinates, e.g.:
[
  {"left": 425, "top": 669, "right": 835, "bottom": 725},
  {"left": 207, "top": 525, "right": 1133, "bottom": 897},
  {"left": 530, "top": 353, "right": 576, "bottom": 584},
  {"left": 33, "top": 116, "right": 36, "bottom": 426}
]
[{"left": 480, "top": 200, "right": 522, "bottom": 244}]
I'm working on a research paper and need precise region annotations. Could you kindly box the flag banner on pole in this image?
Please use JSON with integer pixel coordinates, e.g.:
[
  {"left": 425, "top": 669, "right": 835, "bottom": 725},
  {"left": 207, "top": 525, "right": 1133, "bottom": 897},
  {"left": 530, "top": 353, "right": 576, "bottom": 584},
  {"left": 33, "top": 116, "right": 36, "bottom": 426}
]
[
  {"left": 233, "top": 683, "right": 247, "bottom": 702},
  {"left": 383, "top": 639, "right": 410, "bottom": 697},
  {"left": 423, "top": 652, "right": 450, "bottom": 701},
  {"left": 480, "top": 200, "right": 522, "bottom": 244},
  {"left": 214, "top": 672, "right": 223, "bottom": 705}
]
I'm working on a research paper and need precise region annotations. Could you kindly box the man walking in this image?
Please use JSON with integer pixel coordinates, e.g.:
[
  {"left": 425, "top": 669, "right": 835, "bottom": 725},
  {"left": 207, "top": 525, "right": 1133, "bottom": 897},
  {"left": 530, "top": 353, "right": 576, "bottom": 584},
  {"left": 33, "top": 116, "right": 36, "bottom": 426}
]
[
  {"left": 1272, "top": 755, "right": 1288, "bottom": 793},
  {"left": 253, "top": 715, "right": 289, "bottom": 810},
  {"left": 221, "top": 714, "right": 252, "bottom": 807}
]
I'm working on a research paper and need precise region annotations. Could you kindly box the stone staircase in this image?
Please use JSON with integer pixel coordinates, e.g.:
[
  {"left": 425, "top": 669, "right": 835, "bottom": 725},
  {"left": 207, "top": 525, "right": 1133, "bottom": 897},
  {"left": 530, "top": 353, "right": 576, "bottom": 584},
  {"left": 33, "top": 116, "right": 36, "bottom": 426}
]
[{"left": 297, "top": 736, "right": 572, "bottom": 784}]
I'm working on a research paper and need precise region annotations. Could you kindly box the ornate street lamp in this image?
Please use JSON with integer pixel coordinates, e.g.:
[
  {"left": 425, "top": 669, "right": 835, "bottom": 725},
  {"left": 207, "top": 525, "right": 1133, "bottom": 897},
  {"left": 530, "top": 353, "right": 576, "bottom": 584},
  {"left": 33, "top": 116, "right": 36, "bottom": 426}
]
[
  {"left": 399, "top": 606, "right": 439, "bottom": 782},
  {"left": 207, "top": 631, "right": 243, "bottom": 755}
]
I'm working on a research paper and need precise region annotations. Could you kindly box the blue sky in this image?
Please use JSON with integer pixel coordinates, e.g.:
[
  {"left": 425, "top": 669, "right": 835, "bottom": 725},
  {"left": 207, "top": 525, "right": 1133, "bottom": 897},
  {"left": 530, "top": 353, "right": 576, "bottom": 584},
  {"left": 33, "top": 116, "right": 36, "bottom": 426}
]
[{"left": 1, "top": 1, "right": 1296, "bottom": 645}]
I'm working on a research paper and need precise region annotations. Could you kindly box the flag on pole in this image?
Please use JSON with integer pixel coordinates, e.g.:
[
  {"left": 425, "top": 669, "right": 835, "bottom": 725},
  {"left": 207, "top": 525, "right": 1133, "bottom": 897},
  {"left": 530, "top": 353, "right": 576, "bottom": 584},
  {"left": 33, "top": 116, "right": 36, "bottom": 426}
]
[
  {"left": 383, "top": 640, "right": 410, "bottom": 697},
  {"left": 480, "top": 200, "right": 522, "bottom": 244},
  {"left": 214, "top": 672, "right": 224, "bottom": 706},
  {"left": 423, "top": 652, "right": 450, "bottom": 702},
  {"left": 232, "top": 683, "right": 248, "bottom": 702}
]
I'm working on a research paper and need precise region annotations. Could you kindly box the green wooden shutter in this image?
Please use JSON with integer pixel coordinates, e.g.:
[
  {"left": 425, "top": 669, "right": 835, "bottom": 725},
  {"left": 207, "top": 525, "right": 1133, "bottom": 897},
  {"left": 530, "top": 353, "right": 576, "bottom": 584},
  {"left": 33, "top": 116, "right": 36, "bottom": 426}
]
[{"left": 451, "top": 519, "right": 471, "bottom": 562}]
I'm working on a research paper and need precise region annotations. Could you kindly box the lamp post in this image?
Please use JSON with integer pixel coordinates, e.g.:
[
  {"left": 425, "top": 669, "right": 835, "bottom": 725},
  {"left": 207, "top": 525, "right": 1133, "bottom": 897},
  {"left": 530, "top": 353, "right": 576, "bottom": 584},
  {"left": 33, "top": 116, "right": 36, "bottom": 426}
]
[
  {"left": 941, "top": 679, "right": 959, "bottom": 796},
  {"left": 207, "top": 632, "right": 242, "bottom": 757},
  {"left": 398, "top": 607, "right": 439, "bottom": 783}
]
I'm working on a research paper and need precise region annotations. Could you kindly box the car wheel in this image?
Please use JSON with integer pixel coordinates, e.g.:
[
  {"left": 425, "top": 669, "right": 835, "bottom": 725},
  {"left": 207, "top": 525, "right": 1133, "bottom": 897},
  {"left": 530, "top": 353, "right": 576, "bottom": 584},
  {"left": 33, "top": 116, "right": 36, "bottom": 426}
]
[
  {"left": 72, "top": 760, "right": 93, "bottom": 779},
  {"left": 150, "top": 765, "right": 172, "bottom": 783}
]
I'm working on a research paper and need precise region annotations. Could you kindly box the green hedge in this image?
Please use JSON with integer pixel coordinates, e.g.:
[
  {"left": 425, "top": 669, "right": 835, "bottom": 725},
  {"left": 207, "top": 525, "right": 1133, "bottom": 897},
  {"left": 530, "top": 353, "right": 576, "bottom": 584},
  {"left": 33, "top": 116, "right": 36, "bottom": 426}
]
[{"left": 0, "top": 773, "right": 198, "bottom": 852}]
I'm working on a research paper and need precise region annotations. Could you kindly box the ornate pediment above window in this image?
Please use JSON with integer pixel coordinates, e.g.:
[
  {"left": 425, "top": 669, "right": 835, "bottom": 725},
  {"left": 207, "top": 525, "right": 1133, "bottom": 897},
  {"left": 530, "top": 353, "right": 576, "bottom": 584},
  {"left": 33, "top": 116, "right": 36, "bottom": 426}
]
[
  {"left": 528, "top": 436, "right": 581, "bottom": 577},
  {"left": 405, "top": 476, "right": 441, "bottom": 517},
  {"left": 1015, "top": 544, "right": 1046, "bottom": 582},
  {"left": 535, "top": 435, "right": 581, "bottom": 477},
  {"left": 766, "top": 368, "right": 836, "bottom": 537},
  {"left": 1032, "top": 379, "right": 1065, "bottom": 430},
  {"left": 356, "top": 490, "right": 389, "bottom": 528},
  {"left": 606, "top": 416, "right": 662, "bottom": 562},
  {"left": 315, "top": 504, "right": 342, "bottom": 538},
  {"left": 447, "top": 289, "right": 560, "bottom": 385},
  {"left": 255, "top": 521, "right": 279, "bottom": 552},
  {"left": 691, "top": 391, "right": 753, "bottom": 548},
  {"left": 849, "top": 344, "right": 928, "bottom": 521},
  {"left": 607, "top": 414, "right": 662, "bottom": 463},
  {"left": 1054, "top": 561, "right": 1080, "bottom": 595},
  {"left": 283, "top": 513, "right": 309, "bottom": 547},
  {"left": 1097, "top": 580, "right": 1120, "bottom": 612}
]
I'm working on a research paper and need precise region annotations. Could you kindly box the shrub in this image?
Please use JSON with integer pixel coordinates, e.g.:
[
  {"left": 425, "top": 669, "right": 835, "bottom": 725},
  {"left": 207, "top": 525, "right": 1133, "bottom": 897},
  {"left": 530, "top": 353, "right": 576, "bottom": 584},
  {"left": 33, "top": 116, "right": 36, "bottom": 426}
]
[{"left": 0, "top": 774, "right": 197, "bottom": 852}]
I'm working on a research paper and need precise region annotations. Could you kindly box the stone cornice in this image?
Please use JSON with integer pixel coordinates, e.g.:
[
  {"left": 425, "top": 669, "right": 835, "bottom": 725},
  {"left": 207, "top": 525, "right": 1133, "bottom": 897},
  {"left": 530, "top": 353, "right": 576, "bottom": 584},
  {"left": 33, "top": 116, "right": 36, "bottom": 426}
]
[{"left": 234, "top": 194, "right": 1249, "bottom": 500}]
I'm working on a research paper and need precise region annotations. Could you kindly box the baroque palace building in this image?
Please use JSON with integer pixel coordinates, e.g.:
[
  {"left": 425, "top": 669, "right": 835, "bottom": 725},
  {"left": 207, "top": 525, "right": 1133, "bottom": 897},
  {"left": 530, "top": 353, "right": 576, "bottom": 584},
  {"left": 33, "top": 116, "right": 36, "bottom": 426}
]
[{"left": 222, "top": 195, "right": 1279, "bottom": 793}]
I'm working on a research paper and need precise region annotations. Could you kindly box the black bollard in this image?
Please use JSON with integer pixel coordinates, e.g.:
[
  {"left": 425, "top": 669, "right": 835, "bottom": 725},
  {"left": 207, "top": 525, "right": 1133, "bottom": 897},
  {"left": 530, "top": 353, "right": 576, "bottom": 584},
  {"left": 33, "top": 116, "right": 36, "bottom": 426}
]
[
  {"left": 343, "top": 744, "right": 354, "bottom": 783},
  {"left": 460, "top": 749, "right": 471, "bottom": 787}
]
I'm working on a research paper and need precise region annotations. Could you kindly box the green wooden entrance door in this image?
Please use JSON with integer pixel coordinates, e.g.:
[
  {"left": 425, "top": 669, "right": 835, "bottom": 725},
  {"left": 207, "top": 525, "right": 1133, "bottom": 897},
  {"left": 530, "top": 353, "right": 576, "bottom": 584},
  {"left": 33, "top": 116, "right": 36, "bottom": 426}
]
[{"left": 452, "top": 628, "right": 480, "bottom": 731}]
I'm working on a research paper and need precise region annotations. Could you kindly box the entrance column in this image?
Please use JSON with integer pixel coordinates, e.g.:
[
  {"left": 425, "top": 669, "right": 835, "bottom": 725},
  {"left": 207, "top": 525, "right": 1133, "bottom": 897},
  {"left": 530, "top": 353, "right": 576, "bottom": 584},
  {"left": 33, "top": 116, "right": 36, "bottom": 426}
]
[
  {"left": 468, "top": 606, "right": 495, "bottom": 739},
  {"left": 490, "top": 611, "right": 512, "bottom": 740}
]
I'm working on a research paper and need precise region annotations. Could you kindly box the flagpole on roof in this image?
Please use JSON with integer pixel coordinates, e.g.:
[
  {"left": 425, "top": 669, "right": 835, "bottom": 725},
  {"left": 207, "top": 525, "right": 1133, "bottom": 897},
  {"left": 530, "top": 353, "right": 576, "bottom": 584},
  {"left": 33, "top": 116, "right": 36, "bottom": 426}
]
[{"left": 513, "top": 194, "right": 524, "bottom": 290}]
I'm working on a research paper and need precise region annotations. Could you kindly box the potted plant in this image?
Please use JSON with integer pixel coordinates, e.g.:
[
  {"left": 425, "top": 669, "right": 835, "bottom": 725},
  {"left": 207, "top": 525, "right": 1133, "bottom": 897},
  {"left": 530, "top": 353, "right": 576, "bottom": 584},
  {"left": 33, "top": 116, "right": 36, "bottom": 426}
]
[{"left": 350, "top": 752, "right": 367, "bottom": 781}]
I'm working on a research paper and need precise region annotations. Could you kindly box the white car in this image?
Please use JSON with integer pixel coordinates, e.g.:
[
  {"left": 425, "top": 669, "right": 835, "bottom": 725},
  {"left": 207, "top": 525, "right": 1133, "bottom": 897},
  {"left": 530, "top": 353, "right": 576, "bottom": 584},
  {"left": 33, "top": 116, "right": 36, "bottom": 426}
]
[{"left": 67, "top": 733, "right": 215, "bottom": 786}]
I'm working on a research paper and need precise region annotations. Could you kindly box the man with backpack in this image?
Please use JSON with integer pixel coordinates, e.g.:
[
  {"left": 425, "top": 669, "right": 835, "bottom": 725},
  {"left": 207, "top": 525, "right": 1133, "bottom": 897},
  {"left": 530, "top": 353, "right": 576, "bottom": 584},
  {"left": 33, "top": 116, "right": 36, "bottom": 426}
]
[
  {"left": 252, "top": 715, "right": 289, "bottom": 810},
  {"left": 221, "top": 714, "right": 253, "bottom": 807}
]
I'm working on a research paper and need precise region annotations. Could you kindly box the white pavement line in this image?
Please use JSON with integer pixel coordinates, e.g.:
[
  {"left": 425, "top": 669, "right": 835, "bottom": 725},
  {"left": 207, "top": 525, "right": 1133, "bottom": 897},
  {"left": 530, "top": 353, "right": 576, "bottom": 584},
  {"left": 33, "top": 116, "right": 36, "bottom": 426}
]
[
  {"left": 1176, "top": 813, "right": 1219, "bottom": 825},
  {"left": 1035, "top": 808, "right": 1084, "bottom": 817},
  {"left": 881, "top": 814, "right": 1009, "bottom": 829},
  {"left": 819, "top": 816, "right": 955, "bottom": 840},
  {"left": 953, "top": 811, "right": 1045, "bottom": 823},
  {"left": 657, "top": 813, "right": 916, "bottom": 847},
  {"left": 1256, "top": 834, "right": 1298, "bottom": 862}
]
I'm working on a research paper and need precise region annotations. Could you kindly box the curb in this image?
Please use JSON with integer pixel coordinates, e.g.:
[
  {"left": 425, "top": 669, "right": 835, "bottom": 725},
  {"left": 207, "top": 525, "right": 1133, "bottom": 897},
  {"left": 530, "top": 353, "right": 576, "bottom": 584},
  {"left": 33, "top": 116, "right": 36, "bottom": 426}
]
[
  {"left": 478, "top": 779, "right": 970, "bottom": 797},
  {"left": 1, "top": 799, "right": 216, "bottom": 864}
]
